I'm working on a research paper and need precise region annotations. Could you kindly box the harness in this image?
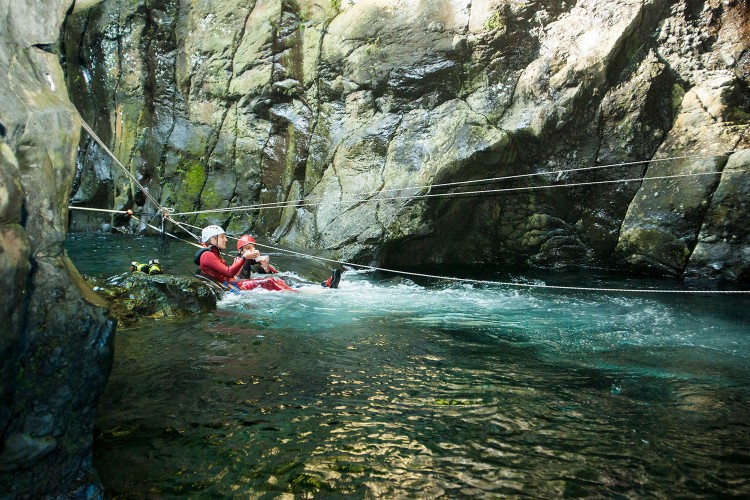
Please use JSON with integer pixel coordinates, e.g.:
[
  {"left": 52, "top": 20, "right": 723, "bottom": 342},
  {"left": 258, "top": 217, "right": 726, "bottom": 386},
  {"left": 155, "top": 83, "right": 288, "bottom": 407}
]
[{"left": 194, "top": 246, "right": 241, "bottom": 293}]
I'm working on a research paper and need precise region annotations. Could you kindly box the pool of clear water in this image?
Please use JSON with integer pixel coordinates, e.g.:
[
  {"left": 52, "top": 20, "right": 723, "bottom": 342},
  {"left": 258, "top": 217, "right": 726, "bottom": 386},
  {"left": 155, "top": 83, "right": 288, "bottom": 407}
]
[{"left": 67, "top": 233, "right": 750, "bottom": 497}]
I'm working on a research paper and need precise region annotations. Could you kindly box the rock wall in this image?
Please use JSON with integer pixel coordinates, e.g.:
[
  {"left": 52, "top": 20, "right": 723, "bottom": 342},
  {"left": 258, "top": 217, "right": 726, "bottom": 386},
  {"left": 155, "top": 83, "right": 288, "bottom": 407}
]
[
  {"left": 0, "top": 0, "right": 114, "bottom": 496},
  {"left": 64, "top": 0, "right": 750, "bottom": 280}
]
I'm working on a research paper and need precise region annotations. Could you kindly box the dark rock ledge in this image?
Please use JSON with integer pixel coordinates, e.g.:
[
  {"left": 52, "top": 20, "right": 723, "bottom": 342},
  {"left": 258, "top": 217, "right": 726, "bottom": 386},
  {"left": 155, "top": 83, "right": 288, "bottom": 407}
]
[{"left": 85, "top": 273, "right": 220, "bottom": 326}]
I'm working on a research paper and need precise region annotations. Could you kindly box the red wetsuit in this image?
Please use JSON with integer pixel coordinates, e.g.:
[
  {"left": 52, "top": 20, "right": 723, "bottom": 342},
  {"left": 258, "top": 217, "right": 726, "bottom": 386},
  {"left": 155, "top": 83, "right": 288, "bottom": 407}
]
[{"left": 197, "top": 246, "right": 295, "bottom": 292}]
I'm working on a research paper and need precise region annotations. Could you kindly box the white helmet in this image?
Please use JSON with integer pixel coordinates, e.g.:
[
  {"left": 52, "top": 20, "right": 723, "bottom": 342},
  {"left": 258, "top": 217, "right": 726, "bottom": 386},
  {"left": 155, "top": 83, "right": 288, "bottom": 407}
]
[{"left": 201, "top": 225, "right": 225, "bottom": 244}]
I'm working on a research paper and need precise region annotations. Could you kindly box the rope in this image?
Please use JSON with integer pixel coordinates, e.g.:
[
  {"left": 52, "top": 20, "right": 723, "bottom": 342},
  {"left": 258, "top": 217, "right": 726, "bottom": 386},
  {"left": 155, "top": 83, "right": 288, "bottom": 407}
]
[
  {"left": 163, "top": 213, "right": 202, "bottom": 243},
  {"left": 69, "top": 205, "right": 750, "bottom": 294},
  {"left": 68, "top": 206, "right": 133, "bottom": 215},
  {"left": 80, "top": 119, "right": 163, "bottom": 211},
  {"left": 174, "top": 151, "right": 735, "bottom": 215},
  {"left": 171, "top": 154, "right": 747, "bottom": 216},
  {"left": 169, "top": 220, "right": 750, "bottom": 295},
  {"left": 252, "top": 242, "right": 750, "bottom": 295},
  {"left": 79, "top": 119, "right": 189, "bottom": 252},
  {"left": 70, "top": 132, "right": 749, "bottom": 295},
  {"left": 68, "top": 206, "right": 201, "bottom": 248},
  {"left": 68, "top": 206, "right": 163, "bottom": 217},
  {"left": 159, "top": 215, "right": 170, "bottom": 254},
  {"left": 129, "top": 214, "right": 202, "bottom": 249}
]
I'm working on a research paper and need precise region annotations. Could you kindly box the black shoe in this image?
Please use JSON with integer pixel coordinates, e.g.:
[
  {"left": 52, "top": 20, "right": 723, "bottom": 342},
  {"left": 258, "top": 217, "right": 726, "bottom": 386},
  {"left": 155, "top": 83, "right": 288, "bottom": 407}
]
[
  {"left": 322, "top": 269, "right": 341, "bottom": 288},
  {"left": 330, "top": 269, "right": 341, "bottom": 289}
]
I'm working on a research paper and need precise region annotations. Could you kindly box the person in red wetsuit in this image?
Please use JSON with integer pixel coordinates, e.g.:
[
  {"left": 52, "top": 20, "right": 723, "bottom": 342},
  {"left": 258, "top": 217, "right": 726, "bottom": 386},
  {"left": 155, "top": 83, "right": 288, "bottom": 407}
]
[
  {"left": 236, "top": 234, "right": 277, "bottom": 278},
  {"left": 195, "top": 225, "right": 295, "bottom": 292},
  {"left": 235, "top": 233, "right": 341, "bottom": 288}
]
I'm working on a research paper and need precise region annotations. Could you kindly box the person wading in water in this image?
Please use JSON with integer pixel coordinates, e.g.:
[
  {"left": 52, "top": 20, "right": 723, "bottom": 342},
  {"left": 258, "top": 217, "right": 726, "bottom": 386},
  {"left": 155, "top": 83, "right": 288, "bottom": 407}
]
[
  {"left": 195, "top": 225, "right": 341, "bottom": 291},
  {"left": 235, "top": 234, "right": 277, "bottom": 278}
]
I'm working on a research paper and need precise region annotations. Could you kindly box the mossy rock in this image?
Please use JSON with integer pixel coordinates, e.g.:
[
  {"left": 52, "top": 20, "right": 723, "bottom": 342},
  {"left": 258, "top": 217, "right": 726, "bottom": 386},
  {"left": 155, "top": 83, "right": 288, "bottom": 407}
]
[{"left": 85, "top": 273, "right": 219, "bottom": 325}]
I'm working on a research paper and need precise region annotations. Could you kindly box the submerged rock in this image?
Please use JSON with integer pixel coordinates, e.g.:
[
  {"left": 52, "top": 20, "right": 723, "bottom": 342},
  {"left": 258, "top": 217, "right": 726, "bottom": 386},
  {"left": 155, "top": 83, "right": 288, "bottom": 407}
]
[{"left": 86, "top": 273, "right": 219, "bottom": 325}]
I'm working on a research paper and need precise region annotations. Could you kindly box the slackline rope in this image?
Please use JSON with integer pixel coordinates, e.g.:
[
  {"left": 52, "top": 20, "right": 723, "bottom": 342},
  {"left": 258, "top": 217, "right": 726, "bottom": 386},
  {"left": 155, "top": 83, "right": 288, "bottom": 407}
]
[
  {"left": 171, "top": 152, "right": 747, "bottom": 216},
  {"left": 171, "top": 219, "right": 750, "bottom": 295}
]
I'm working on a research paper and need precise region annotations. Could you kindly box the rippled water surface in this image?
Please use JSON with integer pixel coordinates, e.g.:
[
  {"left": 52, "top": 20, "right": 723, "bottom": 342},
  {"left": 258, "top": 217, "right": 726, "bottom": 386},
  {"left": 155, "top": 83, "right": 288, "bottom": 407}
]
[{"left": 67, "top": 234, "right": 750, "bottom": 497}]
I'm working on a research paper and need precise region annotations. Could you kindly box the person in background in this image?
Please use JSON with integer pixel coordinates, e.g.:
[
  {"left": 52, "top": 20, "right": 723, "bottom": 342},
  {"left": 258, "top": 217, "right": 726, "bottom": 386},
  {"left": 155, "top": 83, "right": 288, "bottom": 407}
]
[
  {"left": 194, "top": 225, "right": 294, "bottom": 291},
  {"left": 130, "top": 259, "right": 162, "bottom": 275}
]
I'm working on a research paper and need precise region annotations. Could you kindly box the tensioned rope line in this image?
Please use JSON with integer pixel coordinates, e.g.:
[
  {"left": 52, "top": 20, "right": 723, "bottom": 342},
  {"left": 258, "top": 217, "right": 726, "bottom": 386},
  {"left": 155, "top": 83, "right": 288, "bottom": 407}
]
[
  {"left": 80, "top": 119, "right": 164, "bottom": 212},
  {"left": 251, "top": 241, "right": 750, "bottom": 295},
  {"left": 68, "top": 206, "right": 202, "bottom": 246},
  {"left": 72, "top": 125, "right": 749, "bottom": 295},
  {"left": 81, "top": 118, "right": 742, "bottom": 220},
  {"left": 171, "top": 166, "right": 749, "bottom": 216},
  {"left": 69, "top": 206, "right": 133, "bottom": 215},
  {"left": 171, "top": 220, "right": 750, "bottom": 295},
  {"left": 80, "top": 118, "right": 744, "bottom": 221},
  {"left": 68, "top": 207, "right": 750, "bottom": 295},
  {"left": 162, "top": 215, "right": 202, "bottom": 242},
  {"left": 173, "top": 151, "right": 741, "bottom": 216},
  {"left": 129, "top": 214, "right": 202, "bottom": 249}
]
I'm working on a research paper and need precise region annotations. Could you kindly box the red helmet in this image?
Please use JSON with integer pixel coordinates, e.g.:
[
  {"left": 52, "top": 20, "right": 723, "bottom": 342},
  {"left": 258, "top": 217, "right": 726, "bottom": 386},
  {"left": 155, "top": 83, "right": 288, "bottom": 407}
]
[{"left": 237, "top": 234, "right": 256, "bottom": 251}]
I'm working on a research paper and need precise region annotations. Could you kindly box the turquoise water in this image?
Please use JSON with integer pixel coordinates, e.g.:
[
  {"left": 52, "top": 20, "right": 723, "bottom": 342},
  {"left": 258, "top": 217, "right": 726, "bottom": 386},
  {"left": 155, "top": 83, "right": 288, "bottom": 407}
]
[{"left": 67, "top": 234, "right": 750, "bottom": 497}]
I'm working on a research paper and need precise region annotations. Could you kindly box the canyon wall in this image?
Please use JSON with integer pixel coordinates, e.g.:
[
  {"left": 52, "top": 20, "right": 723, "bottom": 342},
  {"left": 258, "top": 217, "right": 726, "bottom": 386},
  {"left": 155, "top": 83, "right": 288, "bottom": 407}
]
[
  {"left": 65, "top": 0, "right": 750, "bottom": 279},
  {"left": 0, "top": 0, "right": 113, "bottom": 496}
]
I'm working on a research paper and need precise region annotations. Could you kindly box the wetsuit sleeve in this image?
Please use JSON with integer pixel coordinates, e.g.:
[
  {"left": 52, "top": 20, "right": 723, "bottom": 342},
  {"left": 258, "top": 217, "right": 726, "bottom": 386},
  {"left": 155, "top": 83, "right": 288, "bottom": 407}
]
[
  {"left": 200, "top": 250, "right": 245, "bottom": 280},
  {"left": 237, "top": 259, "right": 254, "bottom": 280}
]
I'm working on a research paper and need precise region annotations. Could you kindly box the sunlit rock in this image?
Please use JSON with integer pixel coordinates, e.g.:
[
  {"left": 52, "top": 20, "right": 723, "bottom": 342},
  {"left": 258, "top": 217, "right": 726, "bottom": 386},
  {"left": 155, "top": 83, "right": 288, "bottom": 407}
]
[{"left": 64, "top": 0, "right": 750, "bottom": 280}]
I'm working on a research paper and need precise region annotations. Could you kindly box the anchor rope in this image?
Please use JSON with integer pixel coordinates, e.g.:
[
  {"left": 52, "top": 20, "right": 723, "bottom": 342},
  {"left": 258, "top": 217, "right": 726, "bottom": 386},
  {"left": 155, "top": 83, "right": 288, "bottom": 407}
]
[
  {"left": 172, "top": 153, "right": 747, "bottom": 216},
  {"left": 171, "top": 219, "right": 750, "bottom": 295},
  {"left": 162, "top": 215, "right": 202, "bottom": 243},
  {"left": 129, "top": 214, "right": 202, "bottom": 249},
  {"left": 80, "top": 119, "right": 164, "bottom": 211},
  {"left": 75, "top": 120, "right": 749, "bottom": 295}
]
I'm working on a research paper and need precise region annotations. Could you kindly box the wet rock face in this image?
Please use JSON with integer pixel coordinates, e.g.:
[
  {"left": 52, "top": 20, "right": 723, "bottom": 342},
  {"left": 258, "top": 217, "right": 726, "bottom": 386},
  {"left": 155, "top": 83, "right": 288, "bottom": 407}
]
[
  {"left": 87, "top": 273, "right": 219, "bottom": 326},
  {"left": 0, "top": 0, "right": 114, "bottom": 496},
  {"left": 65, "top": 0, "right": 750, "bottom": 280}
]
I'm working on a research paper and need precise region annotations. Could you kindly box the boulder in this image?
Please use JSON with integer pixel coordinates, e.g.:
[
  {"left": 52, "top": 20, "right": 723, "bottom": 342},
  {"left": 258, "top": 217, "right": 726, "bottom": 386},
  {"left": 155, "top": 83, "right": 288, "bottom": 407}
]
[
  {"left": 0, "top": 0, "right": 114, "bottom": 496},
  {"left": 86, "top": 273, "right": 219, "bottom": 326}
]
